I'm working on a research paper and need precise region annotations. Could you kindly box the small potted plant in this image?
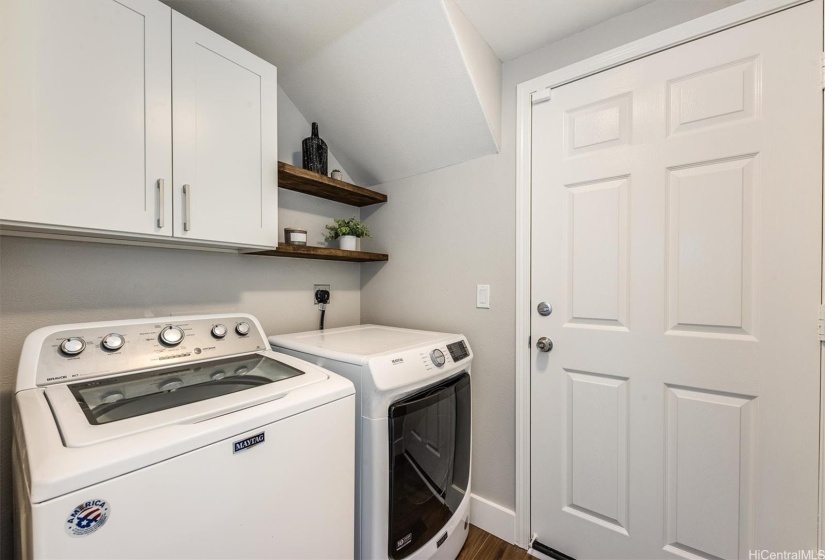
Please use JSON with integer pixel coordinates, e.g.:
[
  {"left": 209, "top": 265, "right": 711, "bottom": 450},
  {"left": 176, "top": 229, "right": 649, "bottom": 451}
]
[{"left": 324, "top": 216, "right": 370, "bottom": 251}]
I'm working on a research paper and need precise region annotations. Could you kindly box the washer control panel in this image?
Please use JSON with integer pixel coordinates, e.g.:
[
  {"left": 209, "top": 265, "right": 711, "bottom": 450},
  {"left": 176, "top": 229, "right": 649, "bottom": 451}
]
[{"left": 35, "top": 315, "right": 268, "bottom": 386}]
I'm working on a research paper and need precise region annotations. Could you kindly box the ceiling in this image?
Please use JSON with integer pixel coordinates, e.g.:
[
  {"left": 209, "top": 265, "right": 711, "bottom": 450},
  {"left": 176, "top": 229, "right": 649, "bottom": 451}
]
[
  {"left": 454, "top": 0, "right": 655, "bottom": 61},
  {"left": 162, "top": 0, "right": 393, "bottom": 73},
  {"left": 162, "top": 0, "right": 664, "bottom": 70},
  {"left": 162, "top": 0, "right": 740, "bottom": 186}
]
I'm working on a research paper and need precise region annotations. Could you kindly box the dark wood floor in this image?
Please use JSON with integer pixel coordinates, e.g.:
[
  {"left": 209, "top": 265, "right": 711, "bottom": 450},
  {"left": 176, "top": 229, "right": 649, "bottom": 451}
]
[{"left": 457, "top": 525, "right": 533, "bottom": 560}]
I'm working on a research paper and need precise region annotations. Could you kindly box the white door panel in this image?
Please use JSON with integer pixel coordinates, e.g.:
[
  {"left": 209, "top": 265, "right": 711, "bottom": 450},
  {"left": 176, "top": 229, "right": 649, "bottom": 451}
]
[
  {"left": 0, "top": 0, "right": 172, "bottom": 236},
  {"left": 531, "top": 3, "right": 822, "bottom": 558},
  {"left": 172, "top": 12, "right": 278, "bottom": 248}
]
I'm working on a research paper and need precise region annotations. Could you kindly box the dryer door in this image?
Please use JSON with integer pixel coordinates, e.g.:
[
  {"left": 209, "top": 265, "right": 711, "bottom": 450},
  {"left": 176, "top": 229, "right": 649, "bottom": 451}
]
[{"left": 388, "top": 372, "right": 470, "bottom": 559}]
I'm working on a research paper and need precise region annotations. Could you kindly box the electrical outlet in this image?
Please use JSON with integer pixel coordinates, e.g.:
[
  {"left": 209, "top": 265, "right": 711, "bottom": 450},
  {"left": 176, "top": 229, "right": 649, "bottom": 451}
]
[{"left": 314, "top": 284, "right": 330, "bottom": 304}]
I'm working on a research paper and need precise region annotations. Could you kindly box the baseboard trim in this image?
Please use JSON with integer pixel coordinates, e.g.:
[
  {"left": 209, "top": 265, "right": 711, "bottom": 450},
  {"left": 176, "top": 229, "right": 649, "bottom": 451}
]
[{"left": 470, "top": 493, "right": 516, "bottom": 544}]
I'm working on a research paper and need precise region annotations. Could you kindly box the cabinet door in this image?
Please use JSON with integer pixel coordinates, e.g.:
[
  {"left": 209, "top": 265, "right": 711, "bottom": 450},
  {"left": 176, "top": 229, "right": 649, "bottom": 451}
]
[
  {"left": 0, "top": 0, "right": 172, "bottom": 236},
  {"left": 172, "top": 12, "right": 278, "bottom": 248}
]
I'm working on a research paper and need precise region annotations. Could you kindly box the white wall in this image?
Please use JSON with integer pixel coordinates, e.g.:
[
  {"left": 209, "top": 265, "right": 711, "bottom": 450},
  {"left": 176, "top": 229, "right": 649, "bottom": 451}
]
[
  {"left": 444, "top": 0, "right": 502, "bottom": 149},
  {"left": 360, "top": 0, "right": 742, "bottom": 536},
  {"left": 0, "top": 86, "right": 360, "bottom": 558}
]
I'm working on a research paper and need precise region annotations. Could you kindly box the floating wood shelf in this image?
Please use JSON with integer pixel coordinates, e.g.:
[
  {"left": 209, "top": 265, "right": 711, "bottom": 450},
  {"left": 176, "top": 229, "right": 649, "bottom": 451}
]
[
  {"left": 247, "top": 243, "right": 388, "bottom": 262},
  {"left": 278, "top": 162, "right": 387, "bottom": 207}
]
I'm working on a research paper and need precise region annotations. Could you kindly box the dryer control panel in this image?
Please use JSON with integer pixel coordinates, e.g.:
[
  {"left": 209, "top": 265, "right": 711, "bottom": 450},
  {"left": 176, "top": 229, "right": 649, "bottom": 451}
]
[
  {"left": 32, "top": 315, "right": 268, "bottom": 387},
  {"left": 368, "top": 337, "right": 473, "bottom": 393},
  {"left": 447, "top": 340, "right": 470, "bottom": 362}
]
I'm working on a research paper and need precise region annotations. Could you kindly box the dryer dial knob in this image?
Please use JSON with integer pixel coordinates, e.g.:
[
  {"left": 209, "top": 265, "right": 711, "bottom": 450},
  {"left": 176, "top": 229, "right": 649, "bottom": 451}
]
[
  {"left": 60, "top": 338, "right": 86, "bottom": 356},
  {"left": 159, "top": 326, "right": 185, "bottom": 346},
  {"left": 211, "top": 324, "right": 227, "bottom": 339},
  {"left": 235, "top": 322, "right": 250, "bottom": 336},
  {"left": 430, "top": 349, "right": 446, "bottom": 367},
  {"left": 101, "top": 333, "right": 125, "bottom": 351}
]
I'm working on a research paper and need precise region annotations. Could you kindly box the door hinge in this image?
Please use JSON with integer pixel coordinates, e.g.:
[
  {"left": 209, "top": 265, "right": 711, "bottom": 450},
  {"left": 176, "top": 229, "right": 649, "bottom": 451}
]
[
  {"left": 531, "top": 87, "right": 551, "bottom": 104},
  {"left": 819, "top": 304, "right": 825, "bottom": 341},
  {"left": 528, "top": 335, "right": 531, "bottom": 348},
  {"left": 821, "top": 52, "right": 825, "bottom": 90}
]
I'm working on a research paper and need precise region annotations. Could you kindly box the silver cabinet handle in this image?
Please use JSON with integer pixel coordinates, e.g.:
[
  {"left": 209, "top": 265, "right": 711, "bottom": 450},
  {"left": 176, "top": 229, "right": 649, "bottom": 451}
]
[
  {"left": 183, "top": 184, "right": 191, "bottom": 232},
  {"left": 156, "top": 179, "right": 165, "bottom": 228}
]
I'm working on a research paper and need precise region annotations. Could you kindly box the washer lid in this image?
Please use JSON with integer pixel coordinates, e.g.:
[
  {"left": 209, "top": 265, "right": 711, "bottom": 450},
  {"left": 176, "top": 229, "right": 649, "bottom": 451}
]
[
  {"left": 69, "top": 353, "right": 304, "bottom": 426},
  {"left": 45, "top": 351, "right": 329, "bottom": 447},
  {"left": 268, "top": 324, "right": 456, "bottom": 365}
]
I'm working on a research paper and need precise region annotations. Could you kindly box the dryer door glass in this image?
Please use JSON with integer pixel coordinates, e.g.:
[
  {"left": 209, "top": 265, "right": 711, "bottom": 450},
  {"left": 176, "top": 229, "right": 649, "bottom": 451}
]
[
  {"left": 69, "top": 354, "right": 305, "bottom": 425},
  {"left": 388, "top": 372, "right": 471, "bottom": 559}
]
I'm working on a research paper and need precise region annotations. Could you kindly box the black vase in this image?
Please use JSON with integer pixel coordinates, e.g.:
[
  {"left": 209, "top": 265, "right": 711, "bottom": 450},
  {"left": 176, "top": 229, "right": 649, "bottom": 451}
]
[{"left": 302, "top": 122, "right": 328, "bottom": 176}]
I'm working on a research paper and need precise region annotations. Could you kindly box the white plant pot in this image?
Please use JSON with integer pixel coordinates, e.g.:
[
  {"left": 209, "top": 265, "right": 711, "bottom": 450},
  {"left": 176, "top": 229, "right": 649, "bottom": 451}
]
[{"left": 339, "top": 235, "right": 357, "bottom": 251}]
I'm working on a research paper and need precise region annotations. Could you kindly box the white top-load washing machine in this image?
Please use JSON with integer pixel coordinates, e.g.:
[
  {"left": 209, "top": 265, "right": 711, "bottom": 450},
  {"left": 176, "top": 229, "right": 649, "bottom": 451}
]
[
  {"left": 268, "top": 325, "right": 473, "bottom": 560},
  {"left": 13, "top": 313, "right": 356, "bottom": 560}
]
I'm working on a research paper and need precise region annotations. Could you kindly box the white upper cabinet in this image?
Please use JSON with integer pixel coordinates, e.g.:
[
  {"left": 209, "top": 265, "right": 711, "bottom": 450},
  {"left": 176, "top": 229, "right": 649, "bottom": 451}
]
[
  {"left": 0, "top": 0, "right": 173, "bottom": 236},
  {"left": 0, "top": 0, "right": 278, "bottom": 249},
  {"left": 172, "top": 12, "right": 278, "bottom": 247}
]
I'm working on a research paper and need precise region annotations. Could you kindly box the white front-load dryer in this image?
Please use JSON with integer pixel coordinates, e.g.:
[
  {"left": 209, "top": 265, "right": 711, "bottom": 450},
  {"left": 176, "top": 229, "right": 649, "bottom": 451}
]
[
  {"left": 13, "top": 314, "right": 355, "bottom": 560},
  {"left": 269, "top": 325, "right": 473, "bottom": 560}
]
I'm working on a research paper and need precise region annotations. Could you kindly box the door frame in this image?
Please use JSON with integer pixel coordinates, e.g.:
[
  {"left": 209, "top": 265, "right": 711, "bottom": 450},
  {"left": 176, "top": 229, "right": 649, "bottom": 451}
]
[{"left": 514, "top": 0, "right": 819, "bottom": 549}]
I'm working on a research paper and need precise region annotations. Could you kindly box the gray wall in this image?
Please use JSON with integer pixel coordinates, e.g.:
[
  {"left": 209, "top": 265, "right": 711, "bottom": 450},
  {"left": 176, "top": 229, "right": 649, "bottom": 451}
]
[
  {"left": 360, "top": 0, "right": 742, "bottom": 513},
  {"left": 0, "top": 87, "right": 360, "bottom": 557}
]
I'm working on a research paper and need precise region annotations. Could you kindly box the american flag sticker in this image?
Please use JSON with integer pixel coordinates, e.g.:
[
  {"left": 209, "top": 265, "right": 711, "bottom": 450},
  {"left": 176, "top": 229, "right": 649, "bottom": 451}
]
[{"left": 65, "top": 500, "right": 110, "bottom": 537}]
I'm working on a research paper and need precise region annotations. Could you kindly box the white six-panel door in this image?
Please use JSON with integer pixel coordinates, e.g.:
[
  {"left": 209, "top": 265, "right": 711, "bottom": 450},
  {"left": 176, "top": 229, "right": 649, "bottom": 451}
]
[
  {"left": 530, "top": 2, "right": 822, "bottom": 558},
  {"left": 0, "top": 0, "right": 172, "bottom": 236},
  {"left": 172, "top": 12, "right": 278, "bottom": 248}
]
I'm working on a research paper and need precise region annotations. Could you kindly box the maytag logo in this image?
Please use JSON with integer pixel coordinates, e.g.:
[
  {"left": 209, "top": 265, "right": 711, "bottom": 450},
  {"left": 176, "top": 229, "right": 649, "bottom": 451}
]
[
  {"left": 233, "top": 432, "right": 265, "bottom": 454},
  {"left": 392, "top": 358, "right": 404, "bottom": 365}
]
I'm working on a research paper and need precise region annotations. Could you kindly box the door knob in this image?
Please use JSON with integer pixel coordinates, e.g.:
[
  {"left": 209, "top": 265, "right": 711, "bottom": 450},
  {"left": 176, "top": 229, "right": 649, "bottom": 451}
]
[
  {"left": 537, "top": 302, "right": 552, "bottom": 316},
  {"left": 536, "top": 337, "right": 553, "bottom": 353}
]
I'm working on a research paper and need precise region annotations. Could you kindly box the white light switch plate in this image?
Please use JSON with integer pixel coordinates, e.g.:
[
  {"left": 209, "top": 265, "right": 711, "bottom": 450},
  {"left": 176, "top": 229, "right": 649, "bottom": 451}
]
[{"left": 476, "top": 284, "right": 490, "bottom": 309}]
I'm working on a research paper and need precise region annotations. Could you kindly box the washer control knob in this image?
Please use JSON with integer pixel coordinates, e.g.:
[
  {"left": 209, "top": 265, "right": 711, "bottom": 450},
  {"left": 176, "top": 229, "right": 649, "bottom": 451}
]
[
  {"left": 60, "top": 338, "right": 86, "bottom": 356},
  {"left": 159, "top": 326, "right": 185, "bottom": 346},
  {"left": 211, "top": 324, "right": 227, "bottom": 339},
  {"left": 430, "top": 349, "right": 446, "bottom": 367},
  {"left": 101, "top": 333, "right": 125, "bottom": 351},
  {"left": 235, "top": 322, "right": 250, "bottom": 336}
]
